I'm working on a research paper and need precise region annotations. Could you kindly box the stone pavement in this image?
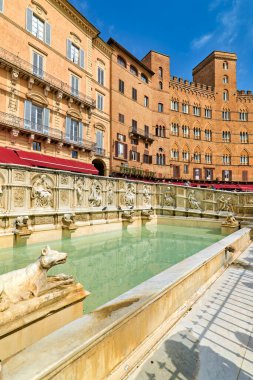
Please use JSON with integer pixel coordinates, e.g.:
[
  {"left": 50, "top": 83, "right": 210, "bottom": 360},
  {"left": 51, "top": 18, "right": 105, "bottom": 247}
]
[{"left": 127, "top": 245, "right": 253, "bottom": 380}]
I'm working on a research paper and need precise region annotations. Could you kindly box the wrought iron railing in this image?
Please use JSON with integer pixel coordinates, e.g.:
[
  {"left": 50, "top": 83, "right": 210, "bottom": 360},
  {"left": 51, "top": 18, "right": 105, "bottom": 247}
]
[
  {"left": 0, "top": 111, "right": 96, "bottom": 151},
  {"left": 95, "top": 147, "right": 106, "bottom": 156},
  {"left": 0, "top": 47, "right": 96, "bottom": 108},
  {"left": 129, "top": 126, "right": 154, "bottom": 140}
]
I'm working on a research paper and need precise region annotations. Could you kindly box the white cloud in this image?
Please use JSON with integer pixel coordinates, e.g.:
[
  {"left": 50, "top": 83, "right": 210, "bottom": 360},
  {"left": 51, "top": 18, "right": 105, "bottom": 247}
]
[{"left": 191, "top": 33, "right": 213, "bottom": 49}]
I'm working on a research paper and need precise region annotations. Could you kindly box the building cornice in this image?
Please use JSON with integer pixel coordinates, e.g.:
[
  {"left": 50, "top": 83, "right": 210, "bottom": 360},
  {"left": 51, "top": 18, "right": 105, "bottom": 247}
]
[
  {"left": 193, "top": 51, "right": 237, "bottom": 76},
  {"left": 93, "top": 37, "right": 112, "bottom": 58}
]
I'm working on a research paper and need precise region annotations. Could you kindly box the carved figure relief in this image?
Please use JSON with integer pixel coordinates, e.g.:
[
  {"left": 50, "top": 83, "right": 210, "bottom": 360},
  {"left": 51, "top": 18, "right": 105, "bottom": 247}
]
[
  {"left": 0, "top": 246, "right": 74, "bottom": 312},
  {"left": 88, "top": 180, "right": 102, "bottom": 207},
  {"left": 188, "top": 190, "right": 201, "bottom": 210},
  {"left": 222, "top": 214, "right": 238, "bottom": 228},
  {"left": 13, "top": 188, "right": 25, "bottom": 208},
  {"left": 163, "top": 186, "right": 175, "bottom": 207},
  {"left": 124, "top": 183, "right": 135, "bottom": 208},
  {"left": 0, "top": 184, "right": 3, "bottom": 208},
  {"left": 143, "top": 185, "right": 151, "bottom": 206},
  {"left": 13, "top": 171, "right": 25, "bottom": 182},
  {"left": 107, "top": 181, "right": 114, "bottom": 205},
  {"left": 60, "top": 190, "right": 69, "bottom": 206},
  {"left": 60, "top": 175, "right": 69, "bottom": 186},
  {"left": 75, "top": 178, "right": 85, "bottom": 206},
  {"left": 31, "top": 175, "right": 53, "bottom": 208},
  {"left": 217, "top": 195, "right": 233, "bottom": 213}
]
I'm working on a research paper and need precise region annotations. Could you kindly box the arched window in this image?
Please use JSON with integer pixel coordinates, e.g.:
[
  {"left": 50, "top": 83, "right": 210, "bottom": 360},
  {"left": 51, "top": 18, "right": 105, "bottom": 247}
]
[
  {"left": 222, "top": 130, "right": 231, "bottom": 142},
  {"left": 182, "top": 125, "right": 189, "bottom": 138},
  {"left": 223, "top": 61, "right": 228, "bottom": 70},
  {"left": 158, "top": 103, "right": 163, "bottom": 113},
  {"left": 130, "top": 65, "right": 138, "bottom": 76},
  {"left": 158, "top": 67, "right": 163, "bottom": 78},
  {"left": 159, "top": 81, "right": 163, "bottom": 90},
  {"left": 193, "top": 127, "right": 201, "bottom": 139},
  {"left": 222, "top": 153, "right": 231, "bottom": 165},
  {"left": 205, "top": 152, "right": 212, "bottom": 164},
  {"left": 240, "top": 152, "right": 249, "bottom": 165},
  {"left": 141, "top": 73, "right": 148, "bottom": 83},
  {"left": 223, "top": 75, "right": 228, "bottom": 84},
  {"left": 240, "top": 131, "right": 248, "bottom": 143},
  {"left": 193, "top": 150, "right": 201, "bottom": 163},
  {"left": 171, "top": 123, "right": 179, "bottom": 136},
  {"left": 205, "top": 129, "right": 212, "bottom": 141},
  {"left": 117, "top": 55, "right": 126, "bottom": 68},
  {"left": 223, "top": 90, "right": 229, "bottom": 101}
]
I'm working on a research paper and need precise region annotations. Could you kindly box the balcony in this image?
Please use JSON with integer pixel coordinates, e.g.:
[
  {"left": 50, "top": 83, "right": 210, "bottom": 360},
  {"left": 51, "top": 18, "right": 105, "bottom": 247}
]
[
  {"left": 0, "top": 111, "right": 96, "bottom": 151},
  {"left": 129, "top": 127, "right": 154, "bottom": 142},
  {"left": 95, "top": 147, "right": 106, "bottom": 157},
  {"left": 0, "top": 47, "right": 96, "bottom": 109}
]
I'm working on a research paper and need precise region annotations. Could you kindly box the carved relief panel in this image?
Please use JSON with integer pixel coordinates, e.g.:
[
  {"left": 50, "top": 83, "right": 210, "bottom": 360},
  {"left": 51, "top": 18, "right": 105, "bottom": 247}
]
[{"left": 31, "top": 174, "right": 54, "bottom": 208}]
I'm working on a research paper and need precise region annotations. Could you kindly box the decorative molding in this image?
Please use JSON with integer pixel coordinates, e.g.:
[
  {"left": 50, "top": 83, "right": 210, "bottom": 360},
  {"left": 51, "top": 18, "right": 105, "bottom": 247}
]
[
  {"left": 31, "top": 0, "right": 48, "bottom": 15},
  {"left": 26, "top": 91, "right": 49, "bottom": 106}
]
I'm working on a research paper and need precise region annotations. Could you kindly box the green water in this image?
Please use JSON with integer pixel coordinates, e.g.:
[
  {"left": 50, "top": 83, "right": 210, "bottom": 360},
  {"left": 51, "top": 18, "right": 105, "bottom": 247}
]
[{"left": 0, "top": 225, "right": 225, "bottom": 313}]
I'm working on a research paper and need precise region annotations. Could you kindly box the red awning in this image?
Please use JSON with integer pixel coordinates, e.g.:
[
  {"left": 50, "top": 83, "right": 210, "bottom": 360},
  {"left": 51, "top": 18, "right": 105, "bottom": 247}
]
[{"left": 0, "top": 147, "right": 98, "bottom": 175}]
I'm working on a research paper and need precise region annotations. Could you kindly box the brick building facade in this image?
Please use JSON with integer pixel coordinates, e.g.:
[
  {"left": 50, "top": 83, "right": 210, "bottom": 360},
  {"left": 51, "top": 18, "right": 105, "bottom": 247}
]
[{"left": 0, "top": 1, "right": 252, "bottom": 184}]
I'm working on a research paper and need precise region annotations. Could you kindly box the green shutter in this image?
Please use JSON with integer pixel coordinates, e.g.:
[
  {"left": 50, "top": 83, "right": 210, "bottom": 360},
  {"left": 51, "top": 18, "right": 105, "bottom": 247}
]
[
  {"left": 43, "top": 108, "right": 50, "bottom": 135},
  {"left": 26, "top": 8, "right": 33, "bottom": 33}
]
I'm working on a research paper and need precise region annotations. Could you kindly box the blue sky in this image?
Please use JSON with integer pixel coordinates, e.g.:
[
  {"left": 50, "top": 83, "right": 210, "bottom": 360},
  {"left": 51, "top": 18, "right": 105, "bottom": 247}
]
[{"left": 69, "top": 0, "right": 253, "bottom": 90}]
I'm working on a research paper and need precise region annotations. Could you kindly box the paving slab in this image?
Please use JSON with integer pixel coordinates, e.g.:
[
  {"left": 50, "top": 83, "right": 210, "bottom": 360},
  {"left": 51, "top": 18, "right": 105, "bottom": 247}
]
[{"left": 127, "top": 245, "right": 253, "bottom": 380}]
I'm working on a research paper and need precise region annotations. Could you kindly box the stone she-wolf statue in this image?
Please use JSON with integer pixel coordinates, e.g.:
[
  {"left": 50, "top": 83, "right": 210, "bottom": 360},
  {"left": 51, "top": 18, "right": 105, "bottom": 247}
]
[{"left": 0, "top": 246, "right": 74, "bottom": 312}]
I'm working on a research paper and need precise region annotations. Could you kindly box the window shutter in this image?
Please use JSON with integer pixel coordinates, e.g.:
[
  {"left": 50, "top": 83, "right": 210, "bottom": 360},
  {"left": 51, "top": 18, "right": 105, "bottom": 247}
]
[
  {"left": 80, "top": 49, "right": 85, "bottom": 69},
  {"left": 66, "top": 39, "right": 72, "bottom": 60},
  {"left": 65, "top": 116, "right": 71, "bottom": 141},
  {"left": 199, "top": 169, "right": 202, "bottom": 180},
  {"left": 78, "top": 122, "right": 83, "bottom": 144},
  {"left": 0, "top": 0, "right": 3, "bottom": 12},
  {"left": 45, "top": 22, "right": 51, "bottom": 46},
  {"left": 149, "top": 155, "right": 152, "bottom": 164},
  {"left": 43, "top": 108, "right": 50, "bottom": 135},
  {"left": 26, "top": 8, "right": 33, "bottom": 33},
  {"left": 137, "top": 152, "right": 140, "bottom": 162},
  {"left": 229, "top": 170, "right": 232, "bottom": 181},
  {"left": 24, "top": 100, "right": 31, "bottom": 130},
  {"left": 129, "top": 150, "right": 132, "bottom": 161},
  {"left": 124, "top": 144, "right": 128, "bottom": 160},
  {"left": 38, "top": 55, "right": 43, "bottom": 78},
  {"left": 101, "top": 69, "right": 104, "bottom": 85},
  {"left": 115, "top": 141, "right": 119, "bottom": 157},
  {"left": 123, "top": 135, "right": 126, "bottom": 143}
]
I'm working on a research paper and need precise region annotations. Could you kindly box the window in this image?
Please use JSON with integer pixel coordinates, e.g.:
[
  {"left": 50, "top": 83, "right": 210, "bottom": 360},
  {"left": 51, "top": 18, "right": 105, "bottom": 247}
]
[
  {"left": 98, "top": 66, "right": 104, "bottom": 86},
  {"left": 171, "top": 123, "right": 179, "bottom": 136},
  {"left": 222, "top": 110, "right": 230, "bottom": 120},
  {"left": 71, "top": 75, "right": 79, "bottom": 97},
  {"left": 119, "top": 113, "right": 125, "bottom": 123},
  {"left": 223, "top": 90, "right": 229, "bottom": 101},
  {"left": 193, "top": 168, "right": 201, "bottom": 180},
  {"left": 130, "top": 150, "right": 139, "bottom": 161},
  {"left": 171, "top": 149, "right": 179, "bottom": 160},
  {"left": 204, "top": 108, "right": 212, "bottom": 118},
  {"left": 72, "top": 150, "right": 78, "bottom": 159},
  {"left": 132, "top": 119, "right": 137, "bottom": 132},
  {"left": 144, "top": 125, "right": 149, "bottom": 137},
  {"left": 205, "top": 153, "right": 212, "bottom": 164},
  {"left": 143, "top": 154, "right": 152, "bottom": 164},
  {"left": 205, "top": 168, "right": 213, "bottom": 180},
  {"left": 222, "top": 154, "right": 231, "bottom": 165},
  {"left": 159, "top": 81, "right": 163, "bottom": 90},
  {"left": 240, "top": 155, "right": 249, "bottom": 165},
  {"left": 119, "top": 79, "right": 125, "bottom": 94},
  {"left": 130, "top": 65, "right": 138, "bottom": 76},
  {"left": 0, "top": 0, "right": 3, "bottom": 12},
  {"left": 158, "top": 67, "right": 163, "bottom": 78},
  {"left": 242, "top": 171, "right": 248, "bottom": 181},
  {"left": 156, "top": 153, "right": 165, "bottom": 165},
  {"left": 115, "top": 141, "right": 127, "bottom": 159},
  {"left": 239, "top": 112, "right": 248, "bottom": 121},
  {"left": 222, "top": 131, "right": 231, "bottom": 142},
  {"left": 117, "top": 133, "right": 126, "bottom": 142},
  {"left": 141, "top": 73, "right": 148, "bottom": 83},
  {"left": 158, "top": 103, "right": 163, "bottom": 113},
  {"left": 182, "top": 151, "right": 189, "bottom": 161},
  {"left": 193, "top": 106, "right": 201, "bottom": 116},
  {"left": 182, "top": 103, "right": 189, "bottom": 114},
  {"left": 131, "top": 139, "right": 138, "bottom": 145},
  {"left": 66, "top": 40, "right": 85, "bottom": 69},
  {"left": 132, "top": 87, "right": 137, "bottom": 101},
  {"left": 223, "top": 75, "right": 228, "bottom": 84},
  {"left": 193, "top": 127, "right": 201, "bottom": 139},
  {"left": 223, "top": 61, "right": 228, "bottom": 70},
  {"left": 26, "top": 8, "right": 51, "bottom": 45},
  {"left": 205, "top": 129, "right": 212, "bottom": 141},
  {"left": 24, "top": 100, "right": 50, "bottom": 134},
  {"left": 32, "top": 51, "right": 43, "bottom": 78},
  {"left": 184, "top": 164, "right": 189, "bottom": 174},
  {"left": 97, "top": 93, "right": 104, "bottom": 111},
  {"left": 66, "top": 117, "right": 83, "bottom": 144},
  {"left": 222, "top": 170, "right": 232, "bottom": 181},
  {"left": 156, "top": 125, "right": 166, "bottom": 138},
  {"left": 182, "top": 125, "right": 189, "bottom": 138},
  {"left": 96, "top": 130, "right": 104, "bottom": 155},
  {"left": 32, "top": 141, "right": 41, "bottom": 151},
  {"left": 171, "top": 100, "right": 179, "bottom": 111},
  {"left": 144, "top": 95, "right": 149, "bottom": 107},
  {"left": 240, "top": 131, "right": 248, "bottom": 143},
  {"left": 194, "top": 152, "right": 201, "bottom": 163},
  {"left": 117, "top": 56, "right": 126, "bottom": 68}
]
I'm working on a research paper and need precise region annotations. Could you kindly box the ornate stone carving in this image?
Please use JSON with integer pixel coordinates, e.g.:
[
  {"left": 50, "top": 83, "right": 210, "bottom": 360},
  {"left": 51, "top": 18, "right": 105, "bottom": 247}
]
[
  {"left": 124, "top": 183, "right": 135, "bottom": 208},
  {"left": 88, "top": 180, "right": 102, "bottom": 207},
  {"left": 13, "top": 216, "right": 31, "bottom": 237},
  {"left": 222, "top": 214, "right": 239, "bottom": 228},
  {"left": 122, "top": 210, "right": 135, "bottom": 223},
  {"left": 60, "top": 190, "right": 69, "bottom": 206},
  {"left": 35, "top": 216, "right": 54, "bottom": 225},
  {"left": 31, "top": 175, "right": 53, "bottom": 208},
  {"left": 75, "top": 178, "right": 85, "bottom": 206},
  {"left": 0, "top": 246, "right": 74, "bottom": 312},
  {"left": 143, "top": 185, "right": 151, "bottom": 206},
  {"left": 217, "top": 195, "right": 233, "bottom": 213},
  {"left": 61, "top": 175, "right": 69, "bottom": 185},
  {"left": 188, "top": 190, "right": 201, "bottom": 210},
  {"left": 163, "top": 186, "right": 175, "bottom": 207},
  {"left": 107, "top": 181, "right": 114, "bottom": 205},
  {"left": 13, "top": 188, "right": 25, "bottom": 208},
  {"left": 62, "top": 213, "right": 77, "bottom": 230},
  {"left": 141, "top": 209, "right": 153, "bottom": 220},
  {"left": 13, "top": 171, "right": 25, "bottom": 182}
]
